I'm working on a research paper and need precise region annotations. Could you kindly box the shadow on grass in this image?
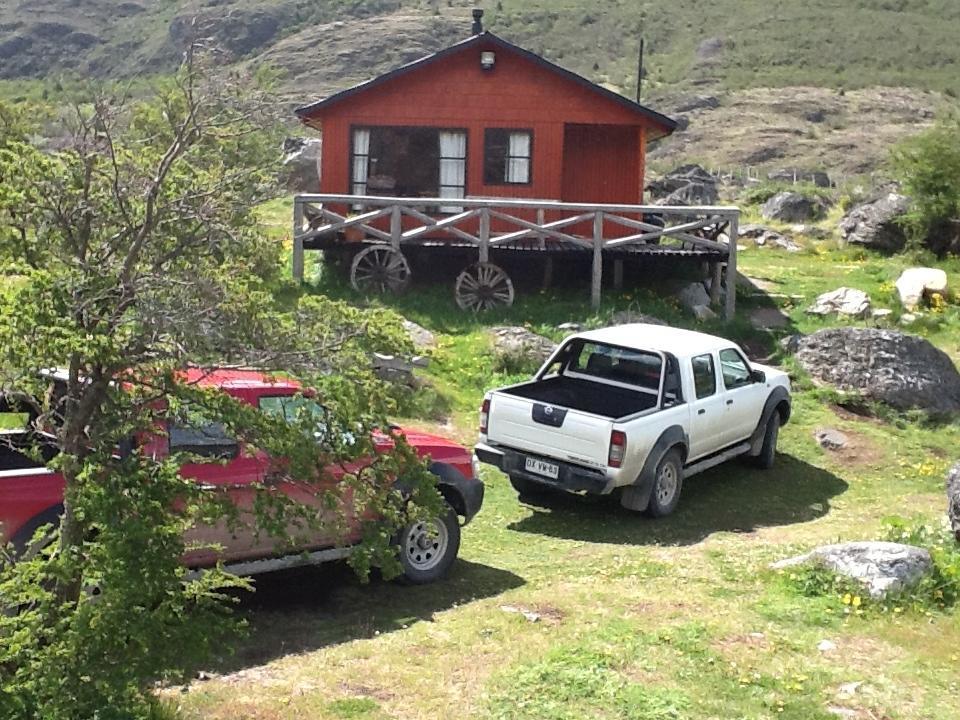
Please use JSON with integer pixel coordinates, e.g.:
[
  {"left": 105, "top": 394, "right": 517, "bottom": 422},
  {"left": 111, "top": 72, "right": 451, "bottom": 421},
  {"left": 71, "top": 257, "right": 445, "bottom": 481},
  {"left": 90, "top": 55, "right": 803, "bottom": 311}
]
[
  {"left": 507, "top": 454, "right": 847, "bottom": 546},
  {"left": 210, "top": 558, "right": 524, "bottom": 673}
]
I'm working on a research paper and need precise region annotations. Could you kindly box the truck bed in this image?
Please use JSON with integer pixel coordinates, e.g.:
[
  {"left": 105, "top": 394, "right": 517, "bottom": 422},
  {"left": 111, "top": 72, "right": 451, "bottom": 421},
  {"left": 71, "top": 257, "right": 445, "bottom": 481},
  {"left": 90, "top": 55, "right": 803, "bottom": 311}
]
[{"left": 500, "top": 376, "right": 656, "bottom": 420}]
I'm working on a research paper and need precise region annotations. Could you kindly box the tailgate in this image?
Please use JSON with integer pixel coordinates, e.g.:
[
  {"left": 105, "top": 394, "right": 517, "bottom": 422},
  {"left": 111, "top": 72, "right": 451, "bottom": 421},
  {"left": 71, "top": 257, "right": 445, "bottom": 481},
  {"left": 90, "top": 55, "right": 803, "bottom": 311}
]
[{"left": 486, "top": 392, "right": 612, "bottom": 469}]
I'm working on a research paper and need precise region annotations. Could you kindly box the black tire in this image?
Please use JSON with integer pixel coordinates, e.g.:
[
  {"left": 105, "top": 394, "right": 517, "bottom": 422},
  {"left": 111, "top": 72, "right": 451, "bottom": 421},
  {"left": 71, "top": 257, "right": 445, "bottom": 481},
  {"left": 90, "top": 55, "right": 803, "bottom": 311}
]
[
  {"left": 646, "top": 449, "right": 683, "bottom": 518},
  {"left": 509, "top": 474, "right": 549, "bottom": 498},
  {"left": 8, "top": 504, "right": 63, "bottom": 561},
  {"left": 397, "top": 504, "right": 461, "bottom": 585},
  {"left": 753, "top": 413, "right": 781, "bottom": 470}
]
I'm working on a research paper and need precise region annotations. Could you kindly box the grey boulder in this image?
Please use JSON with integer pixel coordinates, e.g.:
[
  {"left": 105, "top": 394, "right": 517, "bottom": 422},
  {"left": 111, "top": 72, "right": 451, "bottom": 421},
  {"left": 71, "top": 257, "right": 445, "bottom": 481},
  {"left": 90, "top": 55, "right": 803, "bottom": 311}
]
[
  {"left": 762, "top": 192, "right": 827, "bottom": 223},
  {"left": 282, "top": 137, "right": 322, "bottom": 192},
  {"left": 839, "top": 192, "right": 911, "bottom": 253},
  {"left": 791, "top": 327, "right": 960, "bottom": 416},
  {"left": 947, "top": 462, "right": 960, "bottom": 542},
  {"left": 772, "top": 542, "right": 933, "bottom": 599}
]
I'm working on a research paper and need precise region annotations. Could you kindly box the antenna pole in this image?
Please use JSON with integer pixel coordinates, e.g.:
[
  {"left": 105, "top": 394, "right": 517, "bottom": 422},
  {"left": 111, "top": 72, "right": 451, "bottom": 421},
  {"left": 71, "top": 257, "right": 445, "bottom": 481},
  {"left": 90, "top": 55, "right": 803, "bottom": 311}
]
[{"left": 636, "top": 37, "right": 644, "bottom": 102}]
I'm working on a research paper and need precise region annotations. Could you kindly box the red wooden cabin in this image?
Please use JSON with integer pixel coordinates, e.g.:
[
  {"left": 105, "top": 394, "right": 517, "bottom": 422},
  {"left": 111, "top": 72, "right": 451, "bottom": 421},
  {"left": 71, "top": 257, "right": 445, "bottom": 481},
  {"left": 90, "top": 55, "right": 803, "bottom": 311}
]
[
  {"left": 291, "top": 15, "right": 738, "bottom": 317},
  {"left": 294, "top": 28, "right": 676, "bottom": 208}
]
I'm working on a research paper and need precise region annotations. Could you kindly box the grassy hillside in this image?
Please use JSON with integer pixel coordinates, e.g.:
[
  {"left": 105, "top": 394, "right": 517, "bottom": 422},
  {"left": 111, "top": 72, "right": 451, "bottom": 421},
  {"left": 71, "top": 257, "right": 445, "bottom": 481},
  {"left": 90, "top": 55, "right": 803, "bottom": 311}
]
[{"left": 2, "top": 0, "right": 960, "bottom": 98}]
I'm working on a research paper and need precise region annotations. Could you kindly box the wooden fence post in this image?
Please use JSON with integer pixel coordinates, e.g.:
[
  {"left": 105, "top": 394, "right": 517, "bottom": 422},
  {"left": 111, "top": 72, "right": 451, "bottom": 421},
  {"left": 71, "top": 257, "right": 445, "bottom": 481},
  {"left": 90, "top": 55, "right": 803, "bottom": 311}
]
[
  {"left": 725, "top": 212, "right": 739, "bottom": 321},
  {"left": 592, "top": 211, "right": 604, "bottom": 309},
  {"left": 292, "top": 199, "right": 305, "bottom": 283}
]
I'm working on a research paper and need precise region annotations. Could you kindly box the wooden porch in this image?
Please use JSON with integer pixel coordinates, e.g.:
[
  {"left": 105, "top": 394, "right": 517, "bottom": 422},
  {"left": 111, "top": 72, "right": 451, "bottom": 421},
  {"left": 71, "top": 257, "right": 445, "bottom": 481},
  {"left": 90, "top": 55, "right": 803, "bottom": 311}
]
[{"left": 291, "top": 195, "right": 741, "bottom": 318}]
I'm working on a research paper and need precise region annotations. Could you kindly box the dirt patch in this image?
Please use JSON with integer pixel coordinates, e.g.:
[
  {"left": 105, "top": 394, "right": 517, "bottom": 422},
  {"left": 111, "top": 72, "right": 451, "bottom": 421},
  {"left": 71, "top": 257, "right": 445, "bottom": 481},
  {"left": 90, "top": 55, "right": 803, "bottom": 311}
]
[
  {"left": 712, "top": 631, "right": 771, "bottom": 660},
  {"left": 816, "top": 427, "right": 883, "bottom": 469},
  {"left": 338, "top": 681, "right": 395, "bottom": 702}
]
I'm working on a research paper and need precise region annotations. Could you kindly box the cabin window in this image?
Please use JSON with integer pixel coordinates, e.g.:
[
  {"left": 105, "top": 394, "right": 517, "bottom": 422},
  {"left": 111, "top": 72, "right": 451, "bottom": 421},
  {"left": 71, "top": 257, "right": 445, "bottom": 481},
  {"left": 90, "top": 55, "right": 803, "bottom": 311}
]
[
  {"left": 484, "top": 129, "right": 532, "bottom": 185},
  {"left": 351, "top": 126, "right": 466, "bottom": 212}
]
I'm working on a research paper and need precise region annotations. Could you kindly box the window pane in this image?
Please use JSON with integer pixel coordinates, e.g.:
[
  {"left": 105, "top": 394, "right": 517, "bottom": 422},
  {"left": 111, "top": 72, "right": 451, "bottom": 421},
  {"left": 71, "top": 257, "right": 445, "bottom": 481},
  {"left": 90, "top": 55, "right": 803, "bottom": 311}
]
[
  {"left": 484, "top": 129, "right": 532, "bottom": 185},
  {"left": 692, "top": 354, "right": 716, "bottom": 399},
  {"left": 719, "top": 349, "right": 751, "bottom": 389},
  {"left": 362, "top": 127, "right": 441, "bottom": 198},
  {"left": 571, "top": 342, "right": 663, "bottom": 392}
]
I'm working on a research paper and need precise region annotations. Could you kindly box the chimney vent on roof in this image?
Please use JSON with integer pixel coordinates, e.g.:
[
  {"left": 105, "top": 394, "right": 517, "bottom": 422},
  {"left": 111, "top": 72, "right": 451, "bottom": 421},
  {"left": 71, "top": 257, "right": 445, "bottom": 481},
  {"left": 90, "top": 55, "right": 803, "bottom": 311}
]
[{"left": 472, "top": 9, "right": 484, "bottom": 34}]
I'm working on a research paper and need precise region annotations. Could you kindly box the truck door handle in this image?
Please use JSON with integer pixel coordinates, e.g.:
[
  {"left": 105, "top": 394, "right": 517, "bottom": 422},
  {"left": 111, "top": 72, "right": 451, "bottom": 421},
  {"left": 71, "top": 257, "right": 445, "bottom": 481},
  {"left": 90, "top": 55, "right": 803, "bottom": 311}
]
[
  {"left": 726, "top": 399, "right": 734, "bottom": 405},
  {"left": 697, "top": 409, "right": 706, "bottom": 415}
]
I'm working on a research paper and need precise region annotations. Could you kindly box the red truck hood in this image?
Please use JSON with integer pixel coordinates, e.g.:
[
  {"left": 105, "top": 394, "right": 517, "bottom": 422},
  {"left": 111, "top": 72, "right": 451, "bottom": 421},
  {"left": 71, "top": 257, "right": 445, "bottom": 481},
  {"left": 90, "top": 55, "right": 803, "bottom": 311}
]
[{"left": 376, "top": 426, "right": 475, "bottom": 478}]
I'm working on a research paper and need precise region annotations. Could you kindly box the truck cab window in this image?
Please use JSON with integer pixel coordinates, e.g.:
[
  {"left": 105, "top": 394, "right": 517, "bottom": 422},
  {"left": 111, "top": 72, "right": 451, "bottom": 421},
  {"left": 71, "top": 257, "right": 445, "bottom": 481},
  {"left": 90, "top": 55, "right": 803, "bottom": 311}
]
[
  {"left": 692, "top": 354, "right": 717, "bottom": 399},
  {"left": 719, "top": 349, "right": 751, "bottom": 389},
  {"left": 168, "top": 421, "right": 238, "bottom": 460}
]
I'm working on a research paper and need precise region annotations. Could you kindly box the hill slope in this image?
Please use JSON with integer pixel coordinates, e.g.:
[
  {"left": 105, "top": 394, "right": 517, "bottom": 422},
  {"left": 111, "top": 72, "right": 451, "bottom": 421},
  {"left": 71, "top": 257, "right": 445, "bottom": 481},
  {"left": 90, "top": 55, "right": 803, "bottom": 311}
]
[{"left": 2, "top": 0, "right": 960, "bottom": 97}]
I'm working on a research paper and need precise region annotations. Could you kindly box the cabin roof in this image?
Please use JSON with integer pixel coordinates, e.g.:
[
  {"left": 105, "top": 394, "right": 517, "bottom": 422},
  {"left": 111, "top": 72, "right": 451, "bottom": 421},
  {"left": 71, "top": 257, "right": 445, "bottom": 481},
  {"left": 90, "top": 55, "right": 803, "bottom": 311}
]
[{"left": 294, "top": 31, "right": 677, "bottom": 134}]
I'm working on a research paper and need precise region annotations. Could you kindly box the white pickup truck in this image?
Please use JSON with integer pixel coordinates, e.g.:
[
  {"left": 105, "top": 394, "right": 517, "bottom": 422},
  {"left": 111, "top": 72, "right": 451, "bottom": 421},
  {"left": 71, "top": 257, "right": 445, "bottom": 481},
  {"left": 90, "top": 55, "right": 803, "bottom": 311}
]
[{"left": 475, "top": 324, "right": 791, "bottom": 516}]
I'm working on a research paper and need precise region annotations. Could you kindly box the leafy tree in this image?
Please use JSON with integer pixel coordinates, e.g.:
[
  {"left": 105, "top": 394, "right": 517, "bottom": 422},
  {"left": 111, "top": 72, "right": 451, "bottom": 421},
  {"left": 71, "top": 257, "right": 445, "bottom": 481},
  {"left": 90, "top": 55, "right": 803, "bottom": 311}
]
[
  {"left": 891, "top": 115, "right": 960, "bottom": 255},
  {"left": 0, "top": 48, "right": 438, "bottom": 718}
]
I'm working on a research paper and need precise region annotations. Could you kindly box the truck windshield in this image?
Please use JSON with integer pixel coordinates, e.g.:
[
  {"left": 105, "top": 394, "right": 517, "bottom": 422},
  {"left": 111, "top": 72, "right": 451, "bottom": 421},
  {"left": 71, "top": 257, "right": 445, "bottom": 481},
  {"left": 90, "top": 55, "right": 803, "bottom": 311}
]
[
  {"left": 566, "top": 341, "right": 664, "bottom": 393},
  {"left": 259, "top": 395, "right": 326, "bottom": 427}
]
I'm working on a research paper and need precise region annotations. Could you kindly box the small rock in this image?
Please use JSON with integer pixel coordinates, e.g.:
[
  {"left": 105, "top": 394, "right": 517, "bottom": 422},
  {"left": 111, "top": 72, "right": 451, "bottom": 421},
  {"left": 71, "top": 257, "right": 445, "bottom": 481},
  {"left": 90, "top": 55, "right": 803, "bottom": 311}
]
[
  {"left": 899, "top": 313, "right": 917, "bottom": 325},
  {"left": 489, "top": 326, "right": 558, "bottom": 367},
  {"left": 871, "top": 308, "right": 893, "bottom": 320},
  {"left": 895, "top": 267, "right": 948, "bottom": 310},
  {"left": 500, "top": 605, "right": 541, "bottom": 623},
  {"left": 678, "top": 282, "right": 711, "bottom": 311},
  {"left": 836, "top": 681, "right": 863, "bottom": 699},
  {"left": 692, "top": 305, "right": 717, "bottom": 321},
  {"left": 402, "top": 319, "right": 436, "bottom": 349},
  {"left": 754, "top": 230, "right": 802, "bottom": 252},
  {"left": 557, "top": 322, "right": 581, "bottom": 331},
  {"left": 806, "top": 287, "right": 871, "bottom": 318},
  {"left": 815, "top": 428, "right": 849, "bottom": 450},
  {"left": 946, "top": 462, "right": 960, "bottom": 542},
  {"left": 772, "top": 541, "right": 933, "bottom": 598},
  {"left": 817, "top": 639, "right": 838, "bottom": 653}
]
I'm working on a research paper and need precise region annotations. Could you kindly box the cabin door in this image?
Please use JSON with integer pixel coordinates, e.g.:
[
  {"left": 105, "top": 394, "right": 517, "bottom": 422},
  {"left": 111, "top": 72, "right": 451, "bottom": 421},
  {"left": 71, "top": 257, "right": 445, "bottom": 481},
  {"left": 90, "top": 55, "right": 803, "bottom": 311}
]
[{"left": 561, "top": 124, "right": 639, "bottom": 204}]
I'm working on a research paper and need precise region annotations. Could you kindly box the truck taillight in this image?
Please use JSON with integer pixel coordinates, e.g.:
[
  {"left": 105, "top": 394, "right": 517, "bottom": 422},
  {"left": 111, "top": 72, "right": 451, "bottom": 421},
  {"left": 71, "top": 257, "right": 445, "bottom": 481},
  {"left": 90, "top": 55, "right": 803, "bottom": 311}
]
[
  {"left": 608, "top": 430, "right": 627, "bottom": 468},
  {"left": 480, "top": 398, "right": 491, "bottom": 435}
]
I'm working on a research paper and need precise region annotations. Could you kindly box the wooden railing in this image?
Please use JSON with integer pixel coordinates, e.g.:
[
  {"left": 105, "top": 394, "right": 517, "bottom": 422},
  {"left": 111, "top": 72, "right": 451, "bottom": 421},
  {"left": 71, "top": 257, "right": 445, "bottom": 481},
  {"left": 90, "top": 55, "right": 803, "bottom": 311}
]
[{"left": 292, "top": 194, "right": 741, "bottom": 318}]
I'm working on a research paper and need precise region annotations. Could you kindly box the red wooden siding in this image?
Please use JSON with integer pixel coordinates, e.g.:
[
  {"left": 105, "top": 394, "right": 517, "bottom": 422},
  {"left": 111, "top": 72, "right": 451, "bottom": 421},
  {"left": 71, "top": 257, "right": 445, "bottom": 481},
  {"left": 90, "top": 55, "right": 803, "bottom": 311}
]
[{"left": 303, "top": 38, "right": 663, "bottom": 209}]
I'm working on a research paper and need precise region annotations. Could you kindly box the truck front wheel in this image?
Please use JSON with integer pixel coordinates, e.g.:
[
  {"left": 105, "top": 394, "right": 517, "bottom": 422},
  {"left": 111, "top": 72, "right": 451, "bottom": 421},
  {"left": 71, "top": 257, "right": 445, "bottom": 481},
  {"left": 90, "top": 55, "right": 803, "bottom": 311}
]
[
  {"left": 397, "top": 504, "right": 461, "bottom": 585},
  {"left": 646, "top": 449, "right": 683, "bottom": 518},
  {"left": 752, "top": 413, "right": 781, "bottom": 470}
]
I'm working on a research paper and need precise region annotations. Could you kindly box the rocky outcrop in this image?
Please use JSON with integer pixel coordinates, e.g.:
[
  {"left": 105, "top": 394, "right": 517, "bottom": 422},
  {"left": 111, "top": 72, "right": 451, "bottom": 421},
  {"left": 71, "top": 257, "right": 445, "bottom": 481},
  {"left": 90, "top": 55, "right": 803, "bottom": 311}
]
[
  {"left": 806, "top": 287, "right": 871, "bottom": 318},
  {"left": 677, "top": 282, "right": 717, "bottom": 320},
  {"left": 762, "top": 192, "right": 827, "bottom": 222},
  {"left": 646, "top": 165, "right": 719, "bottom": 206},
  {"left": 772, "top": 542, "right": 933, "bottom": 599},
  {"left": 839, "top": 192, "right": 911, "bottom": 252},
  {"left": 740, "top": 224, "right": 801, "bottom": 252},
  {"left": 402, "top": 319, "right": 436, "bottom": 350},
  {"left": 282, "top": 137, "right": 322, "bottom": 192},
  {"left": 814, "top": 428, "right": 849, "bottom": 450},
  {"left": 894, "top": 267, "right": 948, "bottom": 310},
  {"left": 790, "top": 327, "right": 960, "bottom": 416},
  {"left": 947, "top": 462, "right": 960, "bottom": 542}
]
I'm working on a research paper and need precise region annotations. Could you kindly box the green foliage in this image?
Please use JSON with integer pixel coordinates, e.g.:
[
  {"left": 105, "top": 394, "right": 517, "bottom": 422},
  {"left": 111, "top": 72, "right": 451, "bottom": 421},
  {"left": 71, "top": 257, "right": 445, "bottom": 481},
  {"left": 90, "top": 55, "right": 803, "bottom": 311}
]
[
  {"left": 891, "top": 115, "right": 960, "bottom": 255},
  {"left": 741, "top": 182, "right": 834, "bottom": 208},
  {"left": 0, "top": 51, "right": 442, "bottom": 719}
]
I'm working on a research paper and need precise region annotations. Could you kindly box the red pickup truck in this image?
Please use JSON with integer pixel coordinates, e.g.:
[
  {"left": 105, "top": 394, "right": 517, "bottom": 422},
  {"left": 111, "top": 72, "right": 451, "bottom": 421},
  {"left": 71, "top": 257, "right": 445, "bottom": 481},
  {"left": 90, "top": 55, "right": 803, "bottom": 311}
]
[{"left": 0, "top": 369, "right": 484, "bottom": 584}]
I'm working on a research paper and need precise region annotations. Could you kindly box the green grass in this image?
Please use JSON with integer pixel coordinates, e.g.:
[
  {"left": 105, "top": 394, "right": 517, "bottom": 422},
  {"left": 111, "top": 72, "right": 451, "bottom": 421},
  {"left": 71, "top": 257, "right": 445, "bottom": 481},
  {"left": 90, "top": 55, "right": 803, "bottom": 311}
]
[{"left": 174, "top": 211, "right": 960, "bottom": 720}]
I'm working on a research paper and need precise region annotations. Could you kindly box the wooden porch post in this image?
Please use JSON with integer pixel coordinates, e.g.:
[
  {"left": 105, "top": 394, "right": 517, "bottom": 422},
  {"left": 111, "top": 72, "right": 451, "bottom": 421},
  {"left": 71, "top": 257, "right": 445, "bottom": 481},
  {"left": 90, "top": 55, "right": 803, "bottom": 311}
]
[
  {"left": 292, "top": 199, "right": 305, "bottom": 283},
  {"left": 479, "top": 207, "right": 491, "bottom": 264},
  {"left": 591, "top": 211, "right": 604, "bottom": 309},
  {"left": 390, "top": 205, "right": 402, "bottom": 250},
  {"left": 724, "top": 212, "right": 739, "bottom": 320},
  {"left": 709, "top": 262, "right": 722, "bottom": 307}
]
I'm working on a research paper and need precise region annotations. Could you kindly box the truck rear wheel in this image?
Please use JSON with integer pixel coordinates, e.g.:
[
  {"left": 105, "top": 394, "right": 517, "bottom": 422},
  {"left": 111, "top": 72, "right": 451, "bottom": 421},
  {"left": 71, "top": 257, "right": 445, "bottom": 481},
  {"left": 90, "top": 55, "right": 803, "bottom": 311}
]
[
  {"left": 397, "top": 504, "right": 460, "bottom": 585},
  {"left": 646, "top": 449, "right": 683, "bottom": 518}
]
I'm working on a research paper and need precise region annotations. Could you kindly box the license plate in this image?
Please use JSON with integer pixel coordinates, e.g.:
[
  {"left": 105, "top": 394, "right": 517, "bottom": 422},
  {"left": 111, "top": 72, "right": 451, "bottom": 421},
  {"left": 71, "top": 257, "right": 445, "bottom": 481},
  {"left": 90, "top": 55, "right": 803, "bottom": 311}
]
[{"left": 525, "top": 457, "right": 559, "bottom": 479}]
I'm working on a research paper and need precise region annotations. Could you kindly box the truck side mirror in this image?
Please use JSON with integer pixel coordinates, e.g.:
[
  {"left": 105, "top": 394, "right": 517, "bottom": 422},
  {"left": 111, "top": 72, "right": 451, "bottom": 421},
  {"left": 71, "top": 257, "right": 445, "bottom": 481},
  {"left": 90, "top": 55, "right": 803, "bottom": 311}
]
[{"left": 751, "top": 369, "right": 766, "bottom": 384}]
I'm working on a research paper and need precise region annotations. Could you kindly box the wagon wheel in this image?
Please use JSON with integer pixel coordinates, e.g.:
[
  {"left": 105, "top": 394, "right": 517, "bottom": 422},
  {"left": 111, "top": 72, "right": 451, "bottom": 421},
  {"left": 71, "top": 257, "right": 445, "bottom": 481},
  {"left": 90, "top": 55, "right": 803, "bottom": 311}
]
[
  {"left": 350, "top": 245, "right": 411, "bottom": 294},
  {"left": 455, "top": 262, "right": 515, "bottom": 311}
]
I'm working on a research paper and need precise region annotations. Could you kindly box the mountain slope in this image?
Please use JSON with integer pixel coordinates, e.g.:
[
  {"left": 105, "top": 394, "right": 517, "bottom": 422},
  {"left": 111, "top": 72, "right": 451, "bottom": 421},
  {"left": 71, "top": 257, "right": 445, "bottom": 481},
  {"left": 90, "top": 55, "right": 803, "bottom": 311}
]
[{"left": 2, "top": 0, "right": 960, "bottom": 98}]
